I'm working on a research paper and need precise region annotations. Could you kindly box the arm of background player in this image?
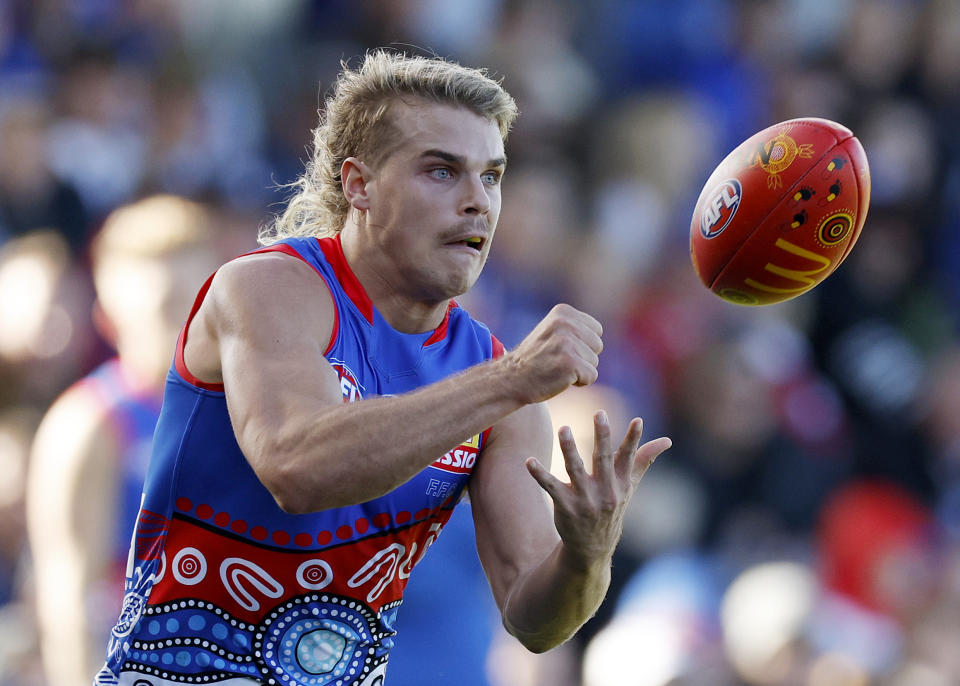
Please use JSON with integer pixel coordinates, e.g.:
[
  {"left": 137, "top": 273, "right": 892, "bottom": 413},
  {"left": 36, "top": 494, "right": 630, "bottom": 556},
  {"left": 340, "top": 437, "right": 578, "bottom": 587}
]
[
  {"left": 470, "top": 402, "right": 671, "bottom": 653},
  {"left": 184, "top": 252, "right": 587, "bottom": 513},
  {"left": 26, "top": 388, "right": 123, "bottom": 686}
]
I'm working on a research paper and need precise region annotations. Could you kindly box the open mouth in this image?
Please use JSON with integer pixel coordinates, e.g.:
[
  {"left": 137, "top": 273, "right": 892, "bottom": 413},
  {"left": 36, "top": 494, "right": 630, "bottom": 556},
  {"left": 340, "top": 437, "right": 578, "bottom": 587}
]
[{"left": 452, "top": 236, "right": 485, "bottom": 252}]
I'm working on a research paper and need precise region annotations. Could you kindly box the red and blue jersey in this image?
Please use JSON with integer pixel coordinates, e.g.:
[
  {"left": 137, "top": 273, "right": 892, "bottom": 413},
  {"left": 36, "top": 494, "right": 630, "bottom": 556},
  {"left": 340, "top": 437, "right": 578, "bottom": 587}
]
[
  {"left": 75, "top": 359, "right": 161, "bottom": 582},
  {"left": 97, "top": 234, "right": 504, "bottom": 686}
]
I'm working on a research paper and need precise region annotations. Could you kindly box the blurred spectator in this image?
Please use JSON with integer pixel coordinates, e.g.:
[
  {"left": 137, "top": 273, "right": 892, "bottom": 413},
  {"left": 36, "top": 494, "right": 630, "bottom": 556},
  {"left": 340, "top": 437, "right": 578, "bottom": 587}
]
[
  {"left": 0, "top": 98, "right": 89, "bottom": 254},
  {"left": 720, "top": 560, "right": 818, "bottom": 685},
  {"left": 0, "top": 407, "right": 42, "bottom": 686},
  {"left": 584, "top": 551, "right": 732, "bottom": 686},
  {"left": 0, "top": 230, "right": 98, "bottom": 410},
  {"left": 46, "top": 45, "right": 151, "bottom": 215},
  {"left": 26, "top": 195, "right": 221, "bottom": 686}
]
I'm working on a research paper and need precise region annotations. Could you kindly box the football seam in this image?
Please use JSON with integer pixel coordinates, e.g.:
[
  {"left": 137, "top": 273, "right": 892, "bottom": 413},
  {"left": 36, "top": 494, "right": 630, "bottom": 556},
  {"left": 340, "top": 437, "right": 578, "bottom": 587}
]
[{"left": 834, "top": 137, "right": 868, "bottom": 268}]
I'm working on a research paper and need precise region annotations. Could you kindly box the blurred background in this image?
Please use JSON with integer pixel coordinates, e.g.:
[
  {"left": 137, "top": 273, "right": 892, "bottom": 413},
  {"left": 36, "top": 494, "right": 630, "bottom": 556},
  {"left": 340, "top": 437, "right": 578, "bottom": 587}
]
[{"left": 2, "top": 1, "right": 960, "bottom": 685}]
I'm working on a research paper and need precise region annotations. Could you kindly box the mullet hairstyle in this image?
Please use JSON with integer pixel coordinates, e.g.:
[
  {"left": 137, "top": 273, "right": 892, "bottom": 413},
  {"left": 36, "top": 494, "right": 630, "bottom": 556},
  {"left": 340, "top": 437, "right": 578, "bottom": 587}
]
[{"left": 260, "top": 50, "right": 519, "bottom": 244}]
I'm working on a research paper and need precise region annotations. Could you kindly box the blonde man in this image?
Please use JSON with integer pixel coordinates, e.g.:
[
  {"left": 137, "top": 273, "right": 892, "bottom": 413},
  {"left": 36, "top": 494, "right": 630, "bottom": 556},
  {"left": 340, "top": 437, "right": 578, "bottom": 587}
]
[
  {"left": 97, "top": 51, "right": 671, "bottom": 686},
  {"left": 28, "top": 196, "right": 221, "bottom": 686}
]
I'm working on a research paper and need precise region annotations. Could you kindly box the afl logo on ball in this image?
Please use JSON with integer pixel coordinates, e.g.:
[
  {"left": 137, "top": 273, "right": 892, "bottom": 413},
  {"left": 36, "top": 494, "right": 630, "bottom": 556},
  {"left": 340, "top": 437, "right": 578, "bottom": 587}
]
[{"left": 700, "top": 179, "right": 741, "bottom": 239}]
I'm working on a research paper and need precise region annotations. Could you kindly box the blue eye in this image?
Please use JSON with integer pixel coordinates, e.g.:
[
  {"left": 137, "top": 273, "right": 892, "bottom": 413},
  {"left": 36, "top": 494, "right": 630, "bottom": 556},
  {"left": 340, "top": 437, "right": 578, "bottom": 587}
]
[
  {"left": 431, "top": 168, "right": 452, "bottom": 180},
  {"left": 482, "top": 171, "right": 501, "bottom": 185}
]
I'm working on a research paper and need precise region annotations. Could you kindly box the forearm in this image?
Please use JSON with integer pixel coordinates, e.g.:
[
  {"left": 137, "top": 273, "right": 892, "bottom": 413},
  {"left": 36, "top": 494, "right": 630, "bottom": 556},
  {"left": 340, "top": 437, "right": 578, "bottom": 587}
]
[
  {"left": 502, "top": 542, "right": 612, "bottom": 653},
  {"left": 257, "top": 356, "right": 524, "bottom": 512}
]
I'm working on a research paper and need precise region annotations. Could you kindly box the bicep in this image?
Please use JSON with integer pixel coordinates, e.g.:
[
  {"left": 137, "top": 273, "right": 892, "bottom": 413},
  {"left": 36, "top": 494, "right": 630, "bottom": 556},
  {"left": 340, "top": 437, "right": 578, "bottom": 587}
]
[
  {"left": 469, "top": 402, "right": 558, "bottom": 610},
  {"left": 206, "top": 255, "right": 344, "bottom": 465}
]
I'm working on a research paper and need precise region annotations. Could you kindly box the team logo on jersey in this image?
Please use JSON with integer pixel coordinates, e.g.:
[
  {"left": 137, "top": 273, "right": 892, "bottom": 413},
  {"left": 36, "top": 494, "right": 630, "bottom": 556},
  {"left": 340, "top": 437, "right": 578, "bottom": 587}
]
[
  {"left": 431, "top": 433, "right": 481, "bottom": 474},
  {"left": 700, "top": 179, "right": 742, "bottom": 239},
  {"left": 329, "top": 358, "right": 363, "bottom": 402}
]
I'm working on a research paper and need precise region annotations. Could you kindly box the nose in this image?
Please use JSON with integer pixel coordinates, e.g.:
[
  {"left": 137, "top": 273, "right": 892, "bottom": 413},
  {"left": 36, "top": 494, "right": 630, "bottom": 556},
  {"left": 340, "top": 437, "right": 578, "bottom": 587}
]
[{"left": 460, "top": 173, "right": 491, "bottom": 216}]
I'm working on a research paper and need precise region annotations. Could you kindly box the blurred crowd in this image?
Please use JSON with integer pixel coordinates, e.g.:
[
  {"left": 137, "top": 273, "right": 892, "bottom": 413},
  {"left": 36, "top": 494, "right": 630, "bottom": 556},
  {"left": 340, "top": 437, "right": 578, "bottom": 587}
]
[{"left": 2, "top": 0, "right": 960, "bottom": 685}]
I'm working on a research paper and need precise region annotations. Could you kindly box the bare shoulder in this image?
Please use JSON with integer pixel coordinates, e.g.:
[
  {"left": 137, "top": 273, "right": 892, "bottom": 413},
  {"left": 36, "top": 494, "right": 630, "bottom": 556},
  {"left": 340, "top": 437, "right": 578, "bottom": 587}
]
[
  {"left": 210, "top": 252, "right": 333, "bottom": 324},
  {"left": 185, "top": 251, "right": 337, "bottom": 382},
  {"left": 31, "top": 382, "right": 118, "bottom": 471}
]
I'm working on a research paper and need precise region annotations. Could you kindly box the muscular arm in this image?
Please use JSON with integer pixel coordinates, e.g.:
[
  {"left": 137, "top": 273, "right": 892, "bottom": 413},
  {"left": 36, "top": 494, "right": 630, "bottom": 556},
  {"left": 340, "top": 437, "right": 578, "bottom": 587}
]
[
  {"left": 185, "top": 253, "right": 600, "bottom": 513},
  {"left": 471, "top": 404, "right": 671, "bottom": 653},
  {"left": 470, "top": 403, "right": 607, "bottom": 652},
  {"left": 27, "top": 389, "right": 122, "bottom": 686}
]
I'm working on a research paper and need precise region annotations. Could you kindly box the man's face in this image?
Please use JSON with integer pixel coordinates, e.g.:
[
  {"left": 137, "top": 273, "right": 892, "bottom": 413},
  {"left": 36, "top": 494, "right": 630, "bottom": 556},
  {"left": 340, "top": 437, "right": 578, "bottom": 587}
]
[{"left": 362, "top": 101, "right": 506, "bottom": 302}]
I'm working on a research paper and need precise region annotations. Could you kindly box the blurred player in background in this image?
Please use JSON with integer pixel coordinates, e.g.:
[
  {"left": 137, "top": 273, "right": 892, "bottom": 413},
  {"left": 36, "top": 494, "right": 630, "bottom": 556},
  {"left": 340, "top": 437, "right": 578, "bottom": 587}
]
[
  {"left": 95, "top": 50, "right": 670, "bottom": 685},
  {"left": 27, "top": 196, "right": 221, "bottom": 686}
]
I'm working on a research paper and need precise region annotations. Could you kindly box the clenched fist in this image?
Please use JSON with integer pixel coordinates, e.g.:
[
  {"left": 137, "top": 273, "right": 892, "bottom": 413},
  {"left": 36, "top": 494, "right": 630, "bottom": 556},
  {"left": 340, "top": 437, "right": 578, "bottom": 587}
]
[{"left": 500, "top": 304, "right": 604, "bottom": 405}]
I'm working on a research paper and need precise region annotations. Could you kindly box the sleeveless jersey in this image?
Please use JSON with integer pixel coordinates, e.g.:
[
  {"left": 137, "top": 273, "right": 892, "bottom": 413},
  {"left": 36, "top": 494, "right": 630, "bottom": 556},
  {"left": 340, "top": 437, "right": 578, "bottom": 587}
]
[
  {"left": 97, "top": 235, "right": 504, "bottom": 686},
  {"left": 75, "top": 358, "right": 161, "bottom": 581}
]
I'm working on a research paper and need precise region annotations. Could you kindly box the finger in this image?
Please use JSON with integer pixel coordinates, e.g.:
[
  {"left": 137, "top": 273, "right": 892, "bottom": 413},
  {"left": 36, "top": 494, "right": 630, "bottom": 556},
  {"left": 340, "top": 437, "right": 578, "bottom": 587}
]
[
  {"left": 558, "top": 425, "right": 589, "bottom": 488},
  {"left": 631, "top": 436, "right": 672, "bottom": 484},
  {"left": 525, "top": 456, "right": 567, "bottom": 502},
  {"left": 571, "top": 341, "right": 599, "bottom": 387},
  {"left": 591, "top": 410, "right": 616, "bottom": 483},
  {"left": 573, "top": 363, "right": 599, "bottom": 387},
  {"left": 579, "top": 327, "right": 603, "bottom": 356},
  {"left": 572, "top": 338, "right": 600, "bottom": 370},
  {"left": 577, "top": 310, "right": 604, "bottom": 338},
  {"left": 615, "top": 417, "right": 645, "bottom": 479}
]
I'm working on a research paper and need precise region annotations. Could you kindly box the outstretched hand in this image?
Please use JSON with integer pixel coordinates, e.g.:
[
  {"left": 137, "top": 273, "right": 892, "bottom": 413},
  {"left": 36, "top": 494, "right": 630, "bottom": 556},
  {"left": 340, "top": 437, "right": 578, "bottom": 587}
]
[{"left": 525, "top": 411, "right": 672, "bottom": 567}]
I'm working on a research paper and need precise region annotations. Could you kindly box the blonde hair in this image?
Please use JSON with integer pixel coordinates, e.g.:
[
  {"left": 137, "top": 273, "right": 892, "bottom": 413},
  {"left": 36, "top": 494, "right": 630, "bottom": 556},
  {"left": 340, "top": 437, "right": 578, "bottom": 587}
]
[{"left": 260, "top": 49, "right": 519, "bottom": 244}]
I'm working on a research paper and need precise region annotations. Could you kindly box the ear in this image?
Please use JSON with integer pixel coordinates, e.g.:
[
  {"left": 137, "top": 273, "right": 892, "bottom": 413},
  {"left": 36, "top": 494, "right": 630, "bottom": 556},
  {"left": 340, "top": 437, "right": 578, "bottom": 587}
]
[{"left": 341, "top": 157, "right": 372, "bottom": 211}]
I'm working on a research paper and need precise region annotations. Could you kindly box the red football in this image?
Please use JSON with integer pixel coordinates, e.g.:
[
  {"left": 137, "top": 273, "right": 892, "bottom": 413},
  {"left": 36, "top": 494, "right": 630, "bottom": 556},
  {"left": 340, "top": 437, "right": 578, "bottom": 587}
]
[{"left": 689, "top": 117, "right": 870, "bottom": 306}]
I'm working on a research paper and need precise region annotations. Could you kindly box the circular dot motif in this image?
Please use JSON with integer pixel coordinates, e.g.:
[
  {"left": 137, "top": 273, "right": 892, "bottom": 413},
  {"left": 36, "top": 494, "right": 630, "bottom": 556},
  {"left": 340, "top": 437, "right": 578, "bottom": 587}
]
[
  {"left": 317, "top": 531, "right": 333, "bottom": 546},
  {"left": 297, "top": 629, "right": 346, "bottom": 674},
  {"left": 817, "top": 211, "right": 854, "bottom": 247},
  {"left": 297, "top": 559, "right": 334, "bottom": 590},
  {"left": 258, "top": 597, "right": 377, "bottom": 685},
  {"left": 172, "top": 547, "right": 207, "bottom": 585},
  {"left": 196, "top": 504, "right": 213, "bottom": 519}
]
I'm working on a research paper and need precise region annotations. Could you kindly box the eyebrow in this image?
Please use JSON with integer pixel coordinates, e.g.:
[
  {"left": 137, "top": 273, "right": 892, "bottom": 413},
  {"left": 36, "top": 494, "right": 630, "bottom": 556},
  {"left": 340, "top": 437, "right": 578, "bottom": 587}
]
[{"left": 420, "top": 149, "right": 507, "bottom": 169}]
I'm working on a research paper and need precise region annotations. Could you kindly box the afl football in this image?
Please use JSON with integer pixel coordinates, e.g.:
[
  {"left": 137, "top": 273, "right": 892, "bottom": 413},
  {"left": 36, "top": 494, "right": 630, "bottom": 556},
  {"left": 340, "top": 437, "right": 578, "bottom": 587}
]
[{"left": 689, "top": 117, "right": 870, "bottom": 305}]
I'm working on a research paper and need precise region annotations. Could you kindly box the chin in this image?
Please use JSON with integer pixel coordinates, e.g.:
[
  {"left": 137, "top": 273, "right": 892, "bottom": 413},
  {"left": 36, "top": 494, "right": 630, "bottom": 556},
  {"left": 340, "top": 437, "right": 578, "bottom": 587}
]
[{"left": 433, "top": 272, "right": 478, "bottom": 301}]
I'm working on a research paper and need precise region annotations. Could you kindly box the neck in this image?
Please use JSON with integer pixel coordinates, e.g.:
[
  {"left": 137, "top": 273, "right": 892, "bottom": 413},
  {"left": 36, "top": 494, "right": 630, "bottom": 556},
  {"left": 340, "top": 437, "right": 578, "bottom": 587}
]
[
  {"left": 338, "top": 221, "right": 449, "bottom": 334},
  {"left": 113, "top": 338, "right": 170, "bottom": 393}
]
